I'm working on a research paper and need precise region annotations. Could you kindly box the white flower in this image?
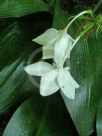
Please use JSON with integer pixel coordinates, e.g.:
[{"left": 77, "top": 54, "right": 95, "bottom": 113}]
[
  {"left": 25, "top": 61, "right": 79, "bottom": 99},
  {"left": 33, "top": 28, "right": 75, "bottom": 60},
  {"left": 32, "top": 10, "right": 93, "bottom": 61},
  {"left": 24, "top": 10, "right": 93, "bottom": 100}
]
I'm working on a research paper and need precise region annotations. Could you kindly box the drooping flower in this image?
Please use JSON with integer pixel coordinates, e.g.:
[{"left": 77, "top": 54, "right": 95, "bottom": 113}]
[
  {"left": 33, "top": 28, "right": 75, "bottom": 60},
  {"left": 32, "top": 10, "right": 92, "bottom": 60},
  {"left": 25, "top": 61, "right": 79, "bottom": 99},
  {"left": 25, "top": 10, "right": 93, "bottom": 99}
]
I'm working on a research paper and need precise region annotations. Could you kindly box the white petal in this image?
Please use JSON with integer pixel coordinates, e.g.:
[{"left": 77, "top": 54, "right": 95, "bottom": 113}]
[
  {"left": 25, "top": 61, "right": 54, "bottom": 76},
  {"left": 57, "top": 69, "right": 79, "bottom": 99},
  {"left": 66, "top": 37, "right": 75, "bottom": 59},
  {"left": 65, "top": 70, "right": 79, "bottom": 88},
  {"left": 54, "top": 34, "right": 74, "bottom": 66},
  {"left": 33, "top": 28, "right": 59, "bottom": 45},
  {"left": 42, "top": 45, "right": 54, "bottom": 59},
  {"left": 40, "top": 70, "right": 59, "bottom": 96}
]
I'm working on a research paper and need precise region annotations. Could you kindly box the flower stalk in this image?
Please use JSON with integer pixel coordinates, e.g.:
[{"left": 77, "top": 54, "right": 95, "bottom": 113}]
[{"left": 64, "top": 10, "right": 93, "bottom": 33}]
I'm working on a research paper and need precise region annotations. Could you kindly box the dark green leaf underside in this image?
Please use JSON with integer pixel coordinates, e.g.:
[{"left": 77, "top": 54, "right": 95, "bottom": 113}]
[
  {"left": 0, "top": 0, "right": 49, "bottom": 17},
  {"left": 3, "top": 95, "right": 77, "bottom": 136}
]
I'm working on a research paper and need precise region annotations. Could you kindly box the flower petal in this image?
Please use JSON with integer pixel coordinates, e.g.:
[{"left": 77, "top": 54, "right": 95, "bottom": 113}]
[
  {"left": 33, "top": 28, "right": 59, "bottom": 45},
  {"left": 57, "top": 69, "right": 79, "bottom": 99},
  {"left": 25, "top": 61, "right": 54, "bottom": 76},
  {"left": 40, "top": 70, "right": 59, "bottom": 96},
  {"left": 65, "top": 70, "right": 79, "bottom": 88},
  {"left": 42, "top": 44, "right": 54, "bottom": 59},
  {"left": 54, "top": 34, "right": 74, "bottom": 66},
  {"left": 66, "top": 37, "right": 75, "bottom": 59}
]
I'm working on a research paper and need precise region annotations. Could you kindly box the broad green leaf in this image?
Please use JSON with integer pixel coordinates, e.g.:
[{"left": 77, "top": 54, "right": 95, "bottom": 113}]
[
  {"left": 0, "top": 12, "right": 52, "bottom": 113},
  {"left": 53, "top": 0, "right": 69, "bottom": 29},
  {"left": 96, "top": 98, "right": 102, "bottom": 136},
  {"left": 0, "top": 0, "right": 50, "bottom": 18},
  {"left": 3, "top": 95, "right": 77, "bottom": 136},
  {"left": 0, "top": 10, "right": 78, "bottom": 136},
  {"left": 62, "top": 38, "right": 101, "bottom": 136},
  {"left": 96, "top": 80, "right": 102, "bottom": 136},
  {"left": 53, "top": 0, "right": 102, "bottom": 135}
]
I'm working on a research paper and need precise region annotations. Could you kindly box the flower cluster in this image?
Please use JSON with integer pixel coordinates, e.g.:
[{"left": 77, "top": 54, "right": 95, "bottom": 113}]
[{"left": 25, "top": 10, "right": 93, "bottom": 99}]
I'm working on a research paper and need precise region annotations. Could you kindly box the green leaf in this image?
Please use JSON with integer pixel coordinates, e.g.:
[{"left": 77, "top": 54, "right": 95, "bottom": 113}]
[
  {"left": 53, "top": 0, "right": 69, "bottom": 29},
  {"left": 0, "top": 0, "right": 50, "bottom": 18},
  {"left": 96, "top": 81, "right": 102, "bottom": 136},
  {"left": 96, "top": 98, "right": 102, "bottom": 136},
  {"left": 0, "top": 13, "right": 52, "bottom": 113},
  {"left": 53, "top": 0, "right": 102, "bottom": 135},
  {"left": 0, "top": 10, "right": 78, "bottom": 136},
  {"left": 3, "top": 95, "right": 77, "bottom": 136},
  {"left": 62, "top": 36, "right": 102, "bottom": 136}
]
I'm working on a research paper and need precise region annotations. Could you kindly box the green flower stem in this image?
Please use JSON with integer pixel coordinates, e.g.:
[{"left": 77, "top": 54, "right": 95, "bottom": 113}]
[
  {"left": 63, "top": 10, "right": 93, "bottom": 33},
  {"left": 61, "top": 22, "right": 94, "bottom": 67}
]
